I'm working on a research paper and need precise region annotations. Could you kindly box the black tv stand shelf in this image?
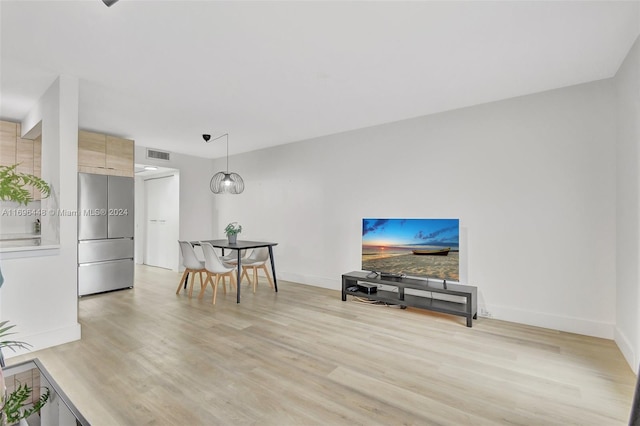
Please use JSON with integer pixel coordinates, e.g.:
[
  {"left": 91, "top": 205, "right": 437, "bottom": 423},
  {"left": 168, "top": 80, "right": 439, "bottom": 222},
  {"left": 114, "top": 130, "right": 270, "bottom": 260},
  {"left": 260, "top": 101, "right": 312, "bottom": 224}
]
[{"left": 341, "top": 271, "right": 478, "bottom": 327}]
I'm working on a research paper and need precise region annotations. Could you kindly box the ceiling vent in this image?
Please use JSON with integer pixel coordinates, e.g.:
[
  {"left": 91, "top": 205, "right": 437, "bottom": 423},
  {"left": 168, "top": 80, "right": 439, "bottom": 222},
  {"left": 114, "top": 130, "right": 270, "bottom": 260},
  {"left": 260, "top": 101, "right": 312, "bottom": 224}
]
[{"left": 146, "top": 148, "right": 170, "bottom": 161}]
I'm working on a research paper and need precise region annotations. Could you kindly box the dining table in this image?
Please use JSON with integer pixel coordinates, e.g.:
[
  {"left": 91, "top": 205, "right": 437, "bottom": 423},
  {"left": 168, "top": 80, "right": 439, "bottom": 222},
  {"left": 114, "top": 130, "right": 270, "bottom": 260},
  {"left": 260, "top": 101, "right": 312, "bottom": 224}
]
[{"left": 190, "top": 239, "right": 278, "bottom": 303}]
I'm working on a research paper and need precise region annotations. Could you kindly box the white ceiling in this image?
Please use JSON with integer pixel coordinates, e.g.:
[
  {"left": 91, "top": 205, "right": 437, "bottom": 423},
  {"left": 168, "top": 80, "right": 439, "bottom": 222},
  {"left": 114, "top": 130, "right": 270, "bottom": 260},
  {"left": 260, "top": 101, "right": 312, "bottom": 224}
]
[{"left": 1, "top": 1, "right": 639, "bottom": 160}]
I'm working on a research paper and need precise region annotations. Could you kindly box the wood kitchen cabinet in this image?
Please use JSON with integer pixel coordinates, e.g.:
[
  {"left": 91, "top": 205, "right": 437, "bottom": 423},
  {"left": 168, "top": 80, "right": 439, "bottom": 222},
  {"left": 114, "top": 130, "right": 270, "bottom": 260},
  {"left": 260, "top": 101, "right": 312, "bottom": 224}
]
[
  {"left": 0, "top": 121, "right": 43, "bottom": 200},
  {"left": 16, "top": 131, "right": 34, "bottom": 175},
  {"left": 0, "top": 120, "right": 17, "bottom": 166},
  {"left": 32, "top": 135, "right": 42, "bottom": 200},
  {"left": 106, "top": 135, "right": 134, "bottom": 176},
  {"left": 78, "top": 130, "right": 134, "bottom": 177},
  {"left": 78, "top": 130, "right": 106, "bottom": 171}
]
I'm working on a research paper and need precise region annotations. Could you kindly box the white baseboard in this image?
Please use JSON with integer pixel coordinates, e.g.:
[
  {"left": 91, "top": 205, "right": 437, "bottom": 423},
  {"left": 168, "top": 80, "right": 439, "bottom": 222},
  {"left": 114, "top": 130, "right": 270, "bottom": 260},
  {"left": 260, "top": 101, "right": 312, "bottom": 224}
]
[
  {"left": 278, "top": 272, "right": 339, "bottom": 290},
  {"left": 4, "top": 322, "right": 81, "bottom": 360},
  {"left": 480, "top": 302, "right": 615, "bottom": 339},
  {"left": 615, "top": 326, "right": 638, "bottom": 373}
]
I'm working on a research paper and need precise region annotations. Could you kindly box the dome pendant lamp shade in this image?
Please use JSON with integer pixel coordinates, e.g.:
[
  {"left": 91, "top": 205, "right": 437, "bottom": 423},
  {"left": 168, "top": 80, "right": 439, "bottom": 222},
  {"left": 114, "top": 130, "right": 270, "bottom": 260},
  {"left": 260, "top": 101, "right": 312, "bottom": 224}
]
[
  {"left": 203, "top": 133, "right": 245, "bottom": 194},
  {"left": 210, "top": 172, "right": 245, "bottom": 194}
]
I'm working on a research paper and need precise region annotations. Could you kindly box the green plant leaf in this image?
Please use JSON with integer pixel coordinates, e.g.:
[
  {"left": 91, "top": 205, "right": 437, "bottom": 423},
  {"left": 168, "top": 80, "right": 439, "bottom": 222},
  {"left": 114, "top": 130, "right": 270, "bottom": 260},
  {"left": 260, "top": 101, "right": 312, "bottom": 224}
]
[
  {"left": 0, "top": 320, "right": 31, "bottom": 352},
  {"left": 19, "top": 386, "right": 51, "bottom": 420},
  {"left": 0, "top": 164, "right": 50, "bottom": 205},
  {"left": 2, "top": 384, "right": 50, "bottom": 423},
  {"left": 224, "top": 222, "right": 242, "bottom": 235},
  {"left": 3, "top": 383, "right": 31, "bottom": 423}
]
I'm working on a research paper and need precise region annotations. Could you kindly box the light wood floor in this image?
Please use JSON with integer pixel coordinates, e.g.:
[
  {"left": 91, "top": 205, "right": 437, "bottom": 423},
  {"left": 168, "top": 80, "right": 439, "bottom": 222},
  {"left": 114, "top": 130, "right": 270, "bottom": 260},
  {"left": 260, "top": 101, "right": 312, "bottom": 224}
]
[{"left": 8, "top": 265, "right": 637, "bottom": 425}]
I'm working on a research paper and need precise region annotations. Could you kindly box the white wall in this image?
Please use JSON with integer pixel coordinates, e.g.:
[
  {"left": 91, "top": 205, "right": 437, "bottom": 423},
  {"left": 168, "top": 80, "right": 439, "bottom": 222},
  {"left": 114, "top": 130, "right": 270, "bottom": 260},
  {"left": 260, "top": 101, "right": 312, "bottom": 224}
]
[
  {"left": 214, "top": 79, "right": 617, "bottom": 339},
  {"left": 1, "top": 76, "right": 81, "bottom": 355},
  {"left": 615, "top": 35, "right": 640, "bottom": 372}
]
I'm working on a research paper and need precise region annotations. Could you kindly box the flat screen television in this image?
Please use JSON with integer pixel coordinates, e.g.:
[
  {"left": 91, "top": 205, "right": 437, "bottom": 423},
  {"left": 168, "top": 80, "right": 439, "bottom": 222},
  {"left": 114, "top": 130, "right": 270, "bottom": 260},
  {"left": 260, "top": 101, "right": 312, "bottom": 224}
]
[{"left": 362, "top": 218, "right": 459, "bottom": 281}]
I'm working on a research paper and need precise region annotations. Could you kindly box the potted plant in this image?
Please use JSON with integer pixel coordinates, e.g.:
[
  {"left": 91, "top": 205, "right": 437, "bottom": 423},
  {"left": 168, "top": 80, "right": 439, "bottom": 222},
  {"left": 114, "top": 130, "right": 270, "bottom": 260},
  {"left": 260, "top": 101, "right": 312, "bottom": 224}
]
[
  {"left": 0, "top": 321, "right": 50, "bottom": 425},
  {"left": 224, "top": 222, "right": 242, "bottom": 244}
]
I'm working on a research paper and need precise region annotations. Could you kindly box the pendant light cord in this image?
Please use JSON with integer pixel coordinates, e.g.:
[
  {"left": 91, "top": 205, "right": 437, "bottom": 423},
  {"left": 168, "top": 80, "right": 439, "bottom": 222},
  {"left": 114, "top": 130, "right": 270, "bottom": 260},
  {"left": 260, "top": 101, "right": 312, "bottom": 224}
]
[{"left": 209, "top": 133, "right": 230, "bottom": 172}]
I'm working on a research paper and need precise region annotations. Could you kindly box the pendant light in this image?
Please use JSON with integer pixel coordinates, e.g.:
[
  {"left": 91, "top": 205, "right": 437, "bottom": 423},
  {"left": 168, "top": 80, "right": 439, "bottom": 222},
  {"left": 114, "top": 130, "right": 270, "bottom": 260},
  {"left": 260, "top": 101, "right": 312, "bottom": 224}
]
[{"left": 204, "top": 133, "right": 245, "bottom": 194}]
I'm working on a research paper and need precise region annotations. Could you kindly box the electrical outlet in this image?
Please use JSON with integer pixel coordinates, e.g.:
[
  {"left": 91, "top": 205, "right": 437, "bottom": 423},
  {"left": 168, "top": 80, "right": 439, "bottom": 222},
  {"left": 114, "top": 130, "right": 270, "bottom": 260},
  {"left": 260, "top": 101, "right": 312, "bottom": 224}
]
[{"left": 480, "top": 308, "right": 492, "bottom": 318}]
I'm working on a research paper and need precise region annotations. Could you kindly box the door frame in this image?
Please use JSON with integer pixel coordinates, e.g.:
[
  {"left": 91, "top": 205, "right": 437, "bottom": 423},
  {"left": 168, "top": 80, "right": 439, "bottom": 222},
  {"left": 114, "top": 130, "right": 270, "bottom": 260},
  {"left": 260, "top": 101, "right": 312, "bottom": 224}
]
[{"left": 134, "top": 166, "right": 180, "bottom": 271}]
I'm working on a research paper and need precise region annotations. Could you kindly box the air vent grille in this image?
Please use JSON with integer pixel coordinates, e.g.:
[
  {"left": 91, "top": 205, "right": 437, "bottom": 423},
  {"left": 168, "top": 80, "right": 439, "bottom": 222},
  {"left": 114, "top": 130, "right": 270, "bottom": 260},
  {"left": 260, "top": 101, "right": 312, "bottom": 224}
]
[{"left": 146, "top": 149, "right": 170, "bottom": 161}]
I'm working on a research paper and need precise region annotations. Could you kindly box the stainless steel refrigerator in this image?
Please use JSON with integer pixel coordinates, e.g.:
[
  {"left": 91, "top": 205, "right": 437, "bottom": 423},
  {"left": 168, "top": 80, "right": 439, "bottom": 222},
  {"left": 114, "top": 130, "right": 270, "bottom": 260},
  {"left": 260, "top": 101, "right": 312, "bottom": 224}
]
[{"left": 78, "top": 173, "right": 134, "bottom": 296}]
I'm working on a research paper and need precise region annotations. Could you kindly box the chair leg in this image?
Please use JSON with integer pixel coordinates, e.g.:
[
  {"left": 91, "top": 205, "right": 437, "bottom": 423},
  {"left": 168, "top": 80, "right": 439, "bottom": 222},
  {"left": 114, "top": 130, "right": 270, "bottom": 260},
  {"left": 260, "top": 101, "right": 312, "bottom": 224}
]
[
  {"left": 230, "top": 271, "right": 237, "bottom": 289},
  {"left": 198, "top": 271, "right": 205, "bottom": 293},
  {"left": 221, "top": 275, "right": 227, "bottom": 295},
  {"left": 188, "top": 270, "right": 198, "bottom": 298},
  {"left": 177, "top": 269, "right": 189, "bottom": 294},
  {"left": 240, "top": 267, "right": 251, "bottom": 286},
  {"left": 253, "top": 266, "right": 258, "bottom": 293},
  {"left": 199, "top": 274, "right": 212, "bottom": 299},
  {"left": 212, "top": 275, "right": 221, "bottom": 305},
  {"left": 261, "top": 265, "right": 274, "bottom": 289},
  {"left": 231, "top": 269, "right": 238, "bottom": 291}
]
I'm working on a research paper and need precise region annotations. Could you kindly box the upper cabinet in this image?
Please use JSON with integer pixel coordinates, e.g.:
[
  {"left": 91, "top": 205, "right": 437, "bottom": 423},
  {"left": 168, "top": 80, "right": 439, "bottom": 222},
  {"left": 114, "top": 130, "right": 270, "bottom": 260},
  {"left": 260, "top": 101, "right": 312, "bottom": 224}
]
[
  {"left": 0, "top": 120, "right": 43, "bottom": 200},
  {"left": 32, "top": 135, "right": 42, "bottom": 200},
  {"left": 16, "top": 126, "right": 34, "bottom": 176},
  {"left": 0, "top": 121, "right": 17, "bottom": 166},
  {"left": 78, "top": 130, "right": 134, "bottom": 177},
  {"left": 78, "top": 130, "right": 106, "bottom": 170},
  {"left": 106, "top": 136, "right": 134, "bottom": 175}
]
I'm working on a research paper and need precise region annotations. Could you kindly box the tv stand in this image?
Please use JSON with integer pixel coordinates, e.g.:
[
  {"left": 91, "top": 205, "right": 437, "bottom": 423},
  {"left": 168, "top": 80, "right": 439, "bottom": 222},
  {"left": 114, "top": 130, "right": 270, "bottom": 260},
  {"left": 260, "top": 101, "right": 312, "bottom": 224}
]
[
  {"left": 378, "top": 272, "right": 405, "bottom": 279},
  {"left": 341, "top": 271, "right": 477, "bottom": 327}
]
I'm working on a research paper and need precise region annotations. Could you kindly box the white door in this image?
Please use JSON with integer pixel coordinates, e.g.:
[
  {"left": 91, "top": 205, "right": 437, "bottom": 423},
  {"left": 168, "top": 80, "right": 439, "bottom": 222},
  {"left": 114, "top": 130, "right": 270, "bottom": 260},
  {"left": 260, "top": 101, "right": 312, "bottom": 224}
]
[{"left": 144, "top": 175, "right": 179, "bottom": 269}]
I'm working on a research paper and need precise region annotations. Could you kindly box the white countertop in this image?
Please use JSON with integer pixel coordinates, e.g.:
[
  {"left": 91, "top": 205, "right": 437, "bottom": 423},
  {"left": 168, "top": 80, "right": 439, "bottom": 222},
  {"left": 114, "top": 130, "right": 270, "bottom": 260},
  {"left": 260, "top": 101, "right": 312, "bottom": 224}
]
[
  {"left": 0, "top": 233, "right": 41, "bottom": 241},
  {"left": 0, "top": 236, "right": 60, "bottom": 258}
]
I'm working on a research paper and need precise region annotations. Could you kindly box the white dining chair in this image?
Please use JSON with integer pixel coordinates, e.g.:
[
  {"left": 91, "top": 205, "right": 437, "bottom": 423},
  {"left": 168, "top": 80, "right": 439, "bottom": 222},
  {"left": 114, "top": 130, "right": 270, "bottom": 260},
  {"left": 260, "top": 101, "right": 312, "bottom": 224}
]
[
  {"left": 238, "top": 247, "right": 274, "bottom": 293},
  {"left": 199, "top": 242, "right": 237, "bottom": 305},
  {"left": 176, "top": 241, "right": 206, "bottom": 298},
  {"left": 220, "top": 249, "right": 248, "bottom": 264}
]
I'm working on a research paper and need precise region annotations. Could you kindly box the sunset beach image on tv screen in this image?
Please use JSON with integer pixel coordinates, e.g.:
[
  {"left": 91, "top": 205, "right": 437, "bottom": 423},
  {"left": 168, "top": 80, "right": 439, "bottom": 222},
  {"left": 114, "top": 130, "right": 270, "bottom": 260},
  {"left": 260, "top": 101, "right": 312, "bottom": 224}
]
[{"left": 361, "top": 218, "right": 459, "bottom": 281}]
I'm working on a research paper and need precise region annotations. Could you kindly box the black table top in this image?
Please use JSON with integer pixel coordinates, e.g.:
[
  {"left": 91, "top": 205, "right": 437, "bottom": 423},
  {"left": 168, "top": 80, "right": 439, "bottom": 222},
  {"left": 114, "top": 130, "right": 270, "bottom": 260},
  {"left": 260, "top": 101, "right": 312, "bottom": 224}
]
[{"left": 192, "top": 239, "right": 278, "bottom": 250}]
